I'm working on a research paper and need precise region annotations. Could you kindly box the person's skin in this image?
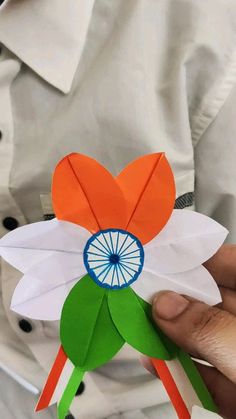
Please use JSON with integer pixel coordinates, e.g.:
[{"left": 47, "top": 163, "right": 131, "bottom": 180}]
[{"left": 150, "top": 245, "right": 236, "bottom": 419}]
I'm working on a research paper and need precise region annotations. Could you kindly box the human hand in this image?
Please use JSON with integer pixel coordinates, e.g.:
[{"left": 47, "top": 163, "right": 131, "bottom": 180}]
[{"left": 150, "top": 245, "right": 236, "bottom": 419}]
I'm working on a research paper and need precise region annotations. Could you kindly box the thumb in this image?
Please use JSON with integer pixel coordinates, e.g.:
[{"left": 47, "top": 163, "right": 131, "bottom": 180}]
[{"left": 152, "top": 291, "right": 236, "bottom": 384}]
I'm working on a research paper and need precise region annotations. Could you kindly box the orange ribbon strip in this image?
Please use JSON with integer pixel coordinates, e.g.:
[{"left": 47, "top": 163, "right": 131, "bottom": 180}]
[
  {"left": 151, "top": 358, "right": 191, "bottom": 419},
  {"left": 35, "top": 346, "right": 67, "bottom": 411}
]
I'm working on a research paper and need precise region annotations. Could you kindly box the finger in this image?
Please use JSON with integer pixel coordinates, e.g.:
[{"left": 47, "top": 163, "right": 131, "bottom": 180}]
[
  {"left": 218, "top": 286, "right": 236, "bottom": 316},
  {"left": 196, "top": 363, "right": 236, "bottom": 419},
  {"left": 152, "top": 291, "right": 236, "bottom": 384},
  {"left": 204, "top": 244, "right": 236, "bottom": 290}
]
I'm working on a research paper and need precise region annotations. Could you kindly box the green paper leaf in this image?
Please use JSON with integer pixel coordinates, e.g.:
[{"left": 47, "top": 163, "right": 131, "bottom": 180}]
[
  {"left": 60, "top": 275, "right": 125, "bottom": 370},
  {"left": 108, "top": 287, "right": 171, "bottom": 359},
  {"left": 136, "top": 294, "right": 178, "bottom": 358}
]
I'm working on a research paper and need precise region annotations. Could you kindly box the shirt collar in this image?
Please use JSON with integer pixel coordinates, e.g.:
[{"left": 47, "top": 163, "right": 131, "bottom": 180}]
[{"left": 0, "top": 0, "right": 95, "bottom": 94}]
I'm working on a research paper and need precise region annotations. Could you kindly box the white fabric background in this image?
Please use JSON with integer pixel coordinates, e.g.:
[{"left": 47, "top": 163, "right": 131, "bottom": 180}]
[{"left": 0, "top": 0, "right": 235, "bottom": 418}]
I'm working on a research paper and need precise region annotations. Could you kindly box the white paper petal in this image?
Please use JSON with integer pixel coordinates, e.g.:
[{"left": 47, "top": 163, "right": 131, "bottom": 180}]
[
  {"left": 144, "top": 209, "right": 228, "bottom": 274},
  {"left": 0, "top": 218, "right": 90, "bottom": 273},
  {"left": 132, "top": 265, "right": 221, "bottom": 305},
  {"left": 11, "top": 253, "right": 86, "bottom": 320}
]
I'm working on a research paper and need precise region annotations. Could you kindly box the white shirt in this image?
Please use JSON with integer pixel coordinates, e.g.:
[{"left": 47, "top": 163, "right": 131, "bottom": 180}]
[{"left": 0, "top": 0, "right": 236, "bottom": 418}]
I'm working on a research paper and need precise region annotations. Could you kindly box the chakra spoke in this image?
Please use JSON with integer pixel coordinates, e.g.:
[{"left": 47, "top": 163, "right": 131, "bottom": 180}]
[
  {"left": 119, "top": 261, "right": 138, "bottom": 274},
  {"left": 101, "top": 264, "right": 113, "bottom": 283},
  {"left": 119, "top": 255, "right": 141, "bottom": 260},
  {"left": 88, "top": 261, "right": 109, "bottom": 270},
  {"left": 95, "top": 236, "right": 111, "bottom": 254},
  {"left": 83, "top": 229, "right": 144, "bottom": 289},
  {"left": 102, "top": 232, "right": 113, "bottom": 254},
  {"left": 122, "top": 261, "right": 141, "bottom": 267},
  {"left": 97, "top": 263, "right": 112, "bottom": 279},
  {"left": 117, "top": 234, "right": 129, "bottom": 255},
  {"left": 118, "top": 263, "right": 133, "bottom": 278},
  {"left": 93, "top": 262, "right": 110, "bottom": 270},
  {"left": 119, "top": 239, "right": 135, "bottom": 257},
  {"left": 109, "top": 231, "right": 115, "bottom": 254},
  {"left": 115, "top": 231, "right": 120, "bottom": 254},
  {"left": 115, "top": 264, "right": 120, "bottom": 287},
  {"left": 90, "top": 242, "right": 110, "bottom": 256},
  {"left": 120, "top": 248, "right": 141, "bottom": 258},
  {"left": 117, "top": 263, "right": 126, "bottom": 284},
  {"left": 111, "top": 265, "right": 116, "bottom": 287},
  {"left": 86, "top": 251, "right": 109, "bottom": 258}
]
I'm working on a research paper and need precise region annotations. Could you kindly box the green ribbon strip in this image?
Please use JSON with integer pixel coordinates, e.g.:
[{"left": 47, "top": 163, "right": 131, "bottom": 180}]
[
  {"left": 57, "top": 366, "right": 84, "bottom": 419},
  {"left": 178, "top": 349, "right": 218, "bottom": 413}
]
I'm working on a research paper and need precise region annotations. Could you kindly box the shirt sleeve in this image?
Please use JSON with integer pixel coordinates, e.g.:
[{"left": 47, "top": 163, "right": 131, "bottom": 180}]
[{"left": 193, "top": 81, "right": 236, "bottom": 243}]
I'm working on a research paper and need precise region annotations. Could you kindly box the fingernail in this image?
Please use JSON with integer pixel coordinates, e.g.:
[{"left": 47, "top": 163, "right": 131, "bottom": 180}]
[{"left": 153, "top": 292, "right": 189, "bottom": 320}]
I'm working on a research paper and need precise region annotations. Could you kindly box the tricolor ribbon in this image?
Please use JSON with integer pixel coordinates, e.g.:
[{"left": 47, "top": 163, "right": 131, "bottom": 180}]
[
  {"left": 151, "top": 351, "right": 217, "bottom": 418},
  {"left": 36, "top": 346, "right": 84, "bottom": 419},
  {"left": 36, "top": 346, "right": 217, "bottom": 419}
]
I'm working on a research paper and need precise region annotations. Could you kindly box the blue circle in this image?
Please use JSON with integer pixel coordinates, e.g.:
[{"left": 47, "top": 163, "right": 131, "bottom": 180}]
[{"left": 83, "top": 229, "right": 144, "bottom": 289}]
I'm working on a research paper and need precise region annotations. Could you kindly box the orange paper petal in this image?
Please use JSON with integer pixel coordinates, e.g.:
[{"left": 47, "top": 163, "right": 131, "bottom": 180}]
[
  {"left": 116, "top": 153, "right": 175, "bottom": 244},
  {"left": 52, "top": 153, "right": 127, "bottom": 233}
]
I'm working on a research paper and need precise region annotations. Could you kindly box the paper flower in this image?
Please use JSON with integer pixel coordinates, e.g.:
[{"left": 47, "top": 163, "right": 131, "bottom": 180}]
[{"left": 0, "top": 153, "right": 227, "bottom": 419}]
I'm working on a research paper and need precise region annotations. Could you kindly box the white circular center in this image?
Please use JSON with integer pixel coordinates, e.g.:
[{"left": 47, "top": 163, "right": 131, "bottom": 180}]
[{"left": 83, "top": 229, "right": 144, "bottom": 289}]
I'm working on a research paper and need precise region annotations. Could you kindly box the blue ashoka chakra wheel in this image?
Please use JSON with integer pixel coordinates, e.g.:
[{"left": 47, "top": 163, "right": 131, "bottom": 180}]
[{"left": 83, "top": 229, "right": 144, "bottom": 289}]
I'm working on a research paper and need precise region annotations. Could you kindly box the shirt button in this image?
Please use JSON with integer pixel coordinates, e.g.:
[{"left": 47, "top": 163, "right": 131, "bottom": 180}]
[
  {"left": 75, "top": 381, "right": 85, "bottom": 396},
  {"left": 18, "top": 319, "right": 33, "bottom": 333},
  {"left": 2, "top": 216, "right": 19, "bottom": 231}
]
